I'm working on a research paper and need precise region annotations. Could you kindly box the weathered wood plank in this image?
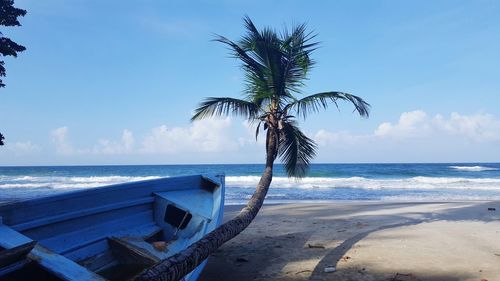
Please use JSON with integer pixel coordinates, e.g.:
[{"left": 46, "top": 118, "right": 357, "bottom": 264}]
[
  {"left": 64, "top": 223, "right": 161, "bottom": 262},
  {"left": 0, "top": 223, "right": 33, "bottom": 249},
  {"left": 0, "top": 241, "right": 36, "bottom": 268},
  {"left": 29, "top": 245, "right": 106, "bottom": 281},
  {"left": 118, "top": 237, "right": 171, "bottom": 260},
  {"left": 108, "top": 237, "right": 159, "bottom": 266}
]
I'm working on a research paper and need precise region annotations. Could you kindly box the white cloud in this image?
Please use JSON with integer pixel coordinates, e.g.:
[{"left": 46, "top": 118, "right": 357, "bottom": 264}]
[
  {"left": 51, "top": 127, "right": 74, "bottom": 155},
  {"left": 312, "top": 111, "right": 500, "bottom": 162},
  {"left": 49, "top": 119, "right": 243, "bottom": 158},
  {"left": 374, "top": 110, "right": 431, "bottom": 138},
  {"left": 435, "top": 112, "right": 500, "bottom": 142},
  {"left": 372, "top": 110, "right": 500, "bottom": 142},
  {"left": 93, "top": 129, "right": 135, "bottom": 155},
  {"left": 141, "top": 118, "right": 238, "bottom": 154},
  {"left": 44, "top": 111, "right": 500, "bottom": 163},
  {"left": 7, "top": 141, "right": 40, "bottom": 153}
]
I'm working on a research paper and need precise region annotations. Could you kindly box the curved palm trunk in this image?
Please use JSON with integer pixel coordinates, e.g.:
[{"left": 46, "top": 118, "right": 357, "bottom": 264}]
[{"left": 134, "top": 129, "right": 278, "bottom": 281}]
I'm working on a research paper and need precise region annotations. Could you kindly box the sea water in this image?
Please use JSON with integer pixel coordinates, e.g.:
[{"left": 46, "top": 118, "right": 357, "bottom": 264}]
[{"left": 1, "top": 163, "right": 500, "bottom": 204}]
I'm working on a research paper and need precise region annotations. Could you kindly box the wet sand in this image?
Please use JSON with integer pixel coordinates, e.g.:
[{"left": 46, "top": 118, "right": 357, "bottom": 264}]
[{"left": 200, "top": 201, "right": 500, "bottom": 281}]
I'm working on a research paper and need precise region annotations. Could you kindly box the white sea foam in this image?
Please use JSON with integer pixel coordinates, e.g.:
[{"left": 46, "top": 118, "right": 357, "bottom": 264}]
[
  {"left": 449, "top": 165, "right": 498, "bottom": 172},
  {"left": 3, "top": 174, "right": 500, "bottom": 203},
  {"left": 0, "top": 175, "right": 161, "bottom": 190},
  {"left": 0, "top": 183, "right": 52, "bottom": 189},
  {"left": 226, "top": 176, "right": 500, "bottom": 191},
  {"left": 4, "top": 174, "right": 500, "bottom": 192}
]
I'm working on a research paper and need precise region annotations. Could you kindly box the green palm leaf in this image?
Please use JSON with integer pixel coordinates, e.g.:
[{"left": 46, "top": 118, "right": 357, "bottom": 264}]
[
  {"left": 278, "top": 121, "right": 317, "bottom": 178},
  {"left": 286, "top": 91, "right": 371, "bottom": 119},
  {"left": 281, "top": 23, "right": 319, "bottom": 95},
  {"left": 191, "top": 97, "right": 260, "bottom": 121}
]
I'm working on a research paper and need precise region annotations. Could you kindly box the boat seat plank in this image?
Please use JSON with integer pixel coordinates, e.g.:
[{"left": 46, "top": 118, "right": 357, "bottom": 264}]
[
  {"left": 154, "top": 189, "right": 214, "bottom": 220},
  {"left": 0, "top": 241, "right": 37, "bottom": 268},
  {"left": 29, "top": 245, "right": 106, "bottom": 281},
  {"left": 116, "top": 237, "right": 172, "bottom": 260},
  {"left": 108, "top": 237, "right": 159, "bottom": 266},
  {"left": 0, "top": 223, "right": 33, "bottom": 249},
  {"left": 64, "top": 223, "right": 162, "bottom": 262}
]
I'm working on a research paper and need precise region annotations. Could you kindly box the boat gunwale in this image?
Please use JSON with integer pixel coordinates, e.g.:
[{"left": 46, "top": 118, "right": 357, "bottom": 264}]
[
  {"left": 12, "top": 197, "right": 155, "bottom": 231},
  {"left": 0, "top": 175, "right": 206, "bottom": 209}
]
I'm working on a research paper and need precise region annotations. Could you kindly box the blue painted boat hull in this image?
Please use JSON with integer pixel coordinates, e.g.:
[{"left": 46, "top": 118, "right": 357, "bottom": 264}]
[{"left": 0, "top": 174, "right": 225, "bottom": 281}]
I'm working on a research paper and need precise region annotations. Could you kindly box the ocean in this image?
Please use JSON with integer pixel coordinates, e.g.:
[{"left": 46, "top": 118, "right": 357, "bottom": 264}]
[{"left": 1, "top": 163, "right": 500, "bottom": 204}]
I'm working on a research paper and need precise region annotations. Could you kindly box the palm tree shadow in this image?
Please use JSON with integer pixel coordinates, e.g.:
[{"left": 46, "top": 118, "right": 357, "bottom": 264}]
[
  {"left": 308, "top": 201, "right": 499, "bottom": 281},
  {"left": 308, "top": 218, "right": 421, "bottom": 280}
]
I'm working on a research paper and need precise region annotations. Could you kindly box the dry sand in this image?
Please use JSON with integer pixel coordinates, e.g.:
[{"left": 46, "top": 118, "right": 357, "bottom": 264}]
[{"left": 199, "top": 201, "right": 500, "bottom": 281}]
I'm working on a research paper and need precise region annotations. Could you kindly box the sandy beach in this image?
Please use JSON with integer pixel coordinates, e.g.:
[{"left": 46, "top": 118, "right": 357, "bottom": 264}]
[{"left": 200, "top": 201, "right": 500, "bottom": 281}]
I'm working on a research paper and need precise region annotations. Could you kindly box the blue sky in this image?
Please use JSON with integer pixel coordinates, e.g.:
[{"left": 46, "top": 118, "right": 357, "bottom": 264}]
[{"left": 1, "top": 0, "right": 499, "bottom": 165}]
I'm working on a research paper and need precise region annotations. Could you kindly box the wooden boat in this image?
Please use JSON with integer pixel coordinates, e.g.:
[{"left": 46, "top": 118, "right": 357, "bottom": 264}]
[{"left": 0, "top": 174, "right": 225, "bottom": 281}]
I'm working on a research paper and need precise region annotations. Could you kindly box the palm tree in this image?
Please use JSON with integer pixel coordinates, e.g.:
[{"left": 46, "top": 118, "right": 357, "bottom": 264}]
[{"left": 134, "top": 16, "right": 370, "bottom": 281}]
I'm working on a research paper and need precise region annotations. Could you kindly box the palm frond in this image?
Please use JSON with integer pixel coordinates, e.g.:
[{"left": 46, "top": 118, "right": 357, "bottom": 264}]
[
  {"left": 240, "top": 16, "right": 296, "bottom": 102},
  {"left": 215, "top": 33, "right": 275, "bottom": 107},
  {"left": 191, "top": 97, "right": 260, "bottom": 121},
  {"left": 280, "top": 23, "right": 319, "bottom": 95},
  {"left": 214, "top": 17, "right": 326, "bottom": 112},
  {"left": 286, "top": 92, "right": 371, "bottom": 119},
  {"left": 255, "top": 121, "right": 262, "bottom": 141},
  {"left": 213, "top": 35, "right": 265, "bottom": 79},
  {"left": 278, "top": 121, "right": 317, "bottom": 178}
]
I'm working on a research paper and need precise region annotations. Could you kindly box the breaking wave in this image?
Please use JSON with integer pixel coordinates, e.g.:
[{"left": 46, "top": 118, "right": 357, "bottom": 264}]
[
  {"left": 3, "top": 174, "right": 500, "bottom": 192},
  {"left": 448, "top": 165, "right": 498, "bottom": 172},
  {"left": 2, "top": 172, "right": 500, "bottom": 203},
  {"left": 226, "top": 176, "right": 500, "bottom": 191}
]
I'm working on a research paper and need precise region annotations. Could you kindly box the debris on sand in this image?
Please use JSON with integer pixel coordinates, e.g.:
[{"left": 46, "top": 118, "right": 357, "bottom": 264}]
[
  {"left": 324, "top": 266, "right": 336, "bottom": 273},
  {"left": 295, "top": 269, "right": 312, "bottom": 275},
  {"left": 390, "top": 272, "right": 421, "bottom": 281},
  {"left": 307, "top": 243, "right": 325, "bottom": 249},
  {"left": 340, "top": 255, "right": 351, "bottom": 262}
]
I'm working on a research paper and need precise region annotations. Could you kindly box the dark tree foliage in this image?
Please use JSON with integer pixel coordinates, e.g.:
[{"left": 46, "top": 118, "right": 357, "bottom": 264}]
[
  {"left": 0, "top": 0, "right": 26, "bottom": 88},
  {"left": 0, "top": 0, "right": 26, "bottom": 146}
]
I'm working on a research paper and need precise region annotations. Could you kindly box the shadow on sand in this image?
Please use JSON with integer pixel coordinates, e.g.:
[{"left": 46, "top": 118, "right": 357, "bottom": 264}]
[{"left": 200, "top": 201, "right": 500, "bottom": 281}]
